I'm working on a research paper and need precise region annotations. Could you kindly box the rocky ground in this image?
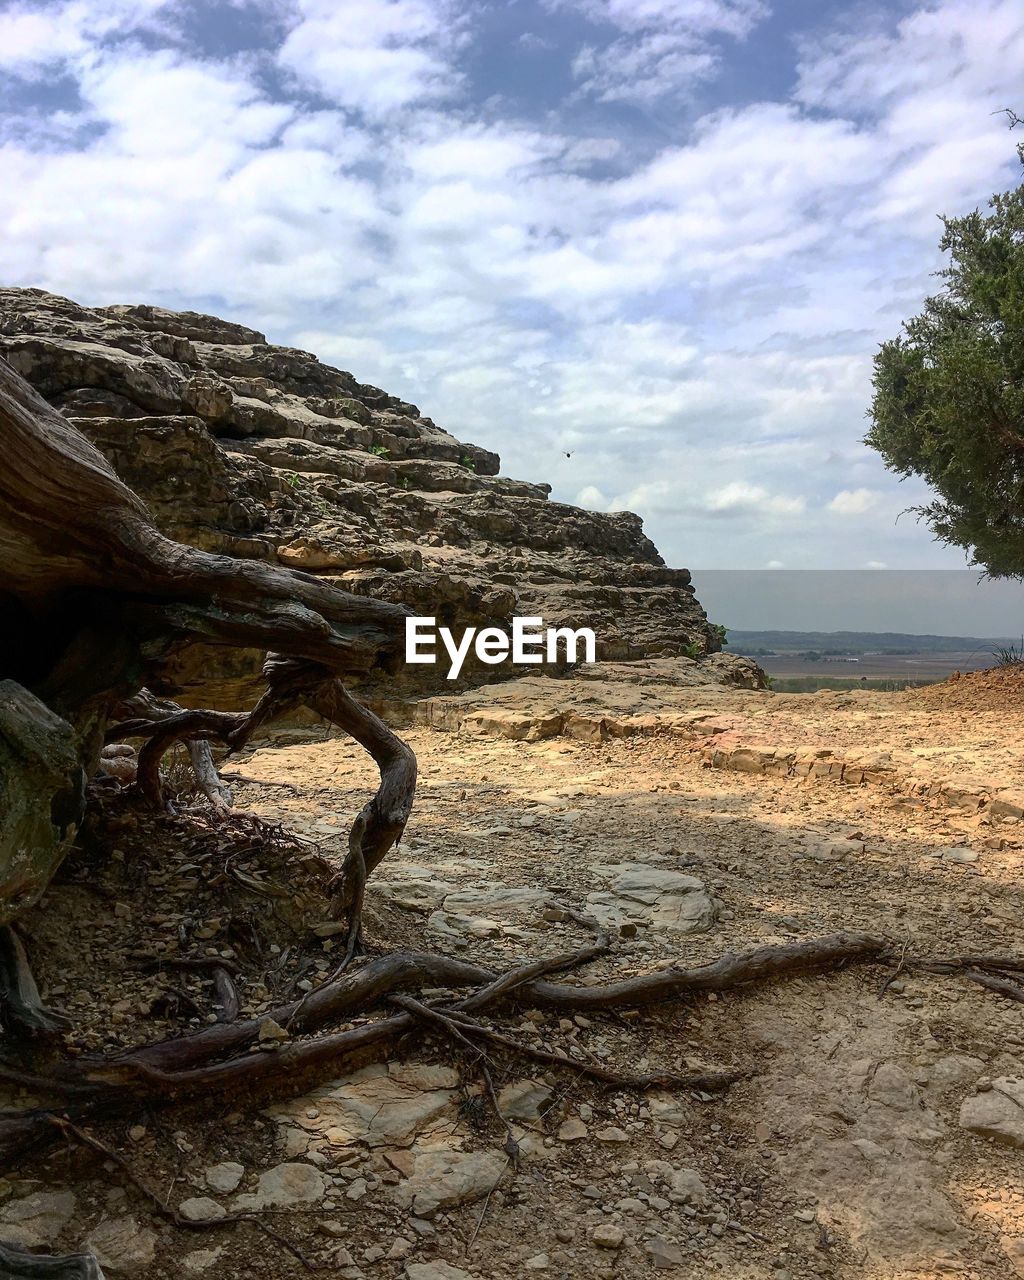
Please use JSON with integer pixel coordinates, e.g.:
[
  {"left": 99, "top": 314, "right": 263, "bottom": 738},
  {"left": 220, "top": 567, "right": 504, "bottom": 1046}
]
[{"left": 4, "top": 666, "right": 1024, "bottom": 1280}]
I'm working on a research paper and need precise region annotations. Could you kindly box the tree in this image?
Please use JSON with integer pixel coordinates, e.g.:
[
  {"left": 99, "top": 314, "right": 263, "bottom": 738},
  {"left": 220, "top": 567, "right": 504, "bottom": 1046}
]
[{"left": 866, "top": 122, "right": 1024, "bottom": 577}]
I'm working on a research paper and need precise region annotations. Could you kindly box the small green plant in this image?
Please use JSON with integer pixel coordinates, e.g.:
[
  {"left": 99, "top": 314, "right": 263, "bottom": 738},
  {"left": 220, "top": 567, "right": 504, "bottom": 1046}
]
[
  {"left": 993, "top": 637, "right": 1024, "bottom": 667},
  {"left": 458, "top": 454, "right": 476, "bottom": 471},
  {"left": 369, "top": 444, "right": 390, "bottom": 458},
  {"left": 284, "top": 471, "right": 301, "bottom": 489},
  {"left": 710, "top": 623, "right": 728, "bottom": 648},
  {"left": 682, "top": 640, "right": 703, "bottom": 661},
  {"left": 398, "top": 475, "right": 412, "bottom": 490}
]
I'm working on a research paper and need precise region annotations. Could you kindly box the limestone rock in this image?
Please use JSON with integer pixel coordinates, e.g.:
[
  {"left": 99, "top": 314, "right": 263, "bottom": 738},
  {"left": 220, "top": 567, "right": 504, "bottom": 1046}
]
[
  {"left": 0, "top": 1189, "right": 77, "bottom": 1249},
  {"left": 592, "top": 1223, "right": 625, "bottom": 1249},
  {"left": 85, "top": 1215, "right": 158, "bottom": 1274},
  {"left": 406, "top": 1263, "right": 478, "bottom": 1280},
  {"left": 0, "top": 287, "right": 733, "bottom": 708},
  {"left": 393, "top": 1149, "right": 506, "bottom": 1217},
  {"left": 178, "top": 1197, "right": 226, "bottom": 1222},
  {"left": 670, "top": 1168, "right": 709, "bottom": 1205},
  {"left": 646, "top": 1236, "right": 684, "bottom": 1268},
  {"left": 182, "top": 1247, "right": 225, "bottom": 1273},
  {"left": 959, "top": 1077, "right": 1024, "bottom": 1148},
  {"left": 497, "top": 1079, "right": 553, "bottom": 1122},
  {"left": 268, "top": 1061, "right": 459, "bottom": 1149},
  {"left": 587, "top": 862, "right": 717, "bottom": 934},
  {"left": 236, "top": 1162, "right": 327, "bottom": 1210},
  {"left": 205, "top": 1161, "right": 244, "bottom": 1193}
]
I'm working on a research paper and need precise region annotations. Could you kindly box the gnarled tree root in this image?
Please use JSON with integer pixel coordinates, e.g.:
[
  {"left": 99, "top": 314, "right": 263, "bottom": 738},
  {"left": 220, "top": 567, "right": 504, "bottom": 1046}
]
[
  {"left": 0, "top": 1240, "right": 105, "bottom": 1279},
  {"left": 0, "top": 931, "right": 888, "bottom": 1163},
  {"left": 0, "top": 926, "right": 69, "bottom": 1036}
]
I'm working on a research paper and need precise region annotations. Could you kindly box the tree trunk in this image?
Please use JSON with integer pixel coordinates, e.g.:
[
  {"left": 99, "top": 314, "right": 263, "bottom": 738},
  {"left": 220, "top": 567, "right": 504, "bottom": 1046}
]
[{"left": 0, "top": 354, "right": 415, "bottom": 927}]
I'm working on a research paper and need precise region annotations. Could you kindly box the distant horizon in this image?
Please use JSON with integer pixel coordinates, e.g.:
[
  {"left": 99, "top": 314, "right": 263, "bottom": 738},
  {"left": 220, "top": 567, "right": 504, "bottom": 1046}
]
[
  {"left": 691, "top": 570, "right": 1024, "bottom": 636},
  {"left": 723, "top": 627, "right": 1018, "bottom": 643}
]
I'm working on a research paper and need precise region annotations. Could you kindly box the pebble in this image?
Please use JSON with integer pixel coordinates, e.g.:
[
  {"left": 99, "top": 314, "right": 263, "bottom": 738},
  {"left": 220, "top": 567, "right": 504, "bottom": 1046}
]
[
  {"left": 205, "top": 1162, "right": 244, "bottom": 1194},
  {"left": 592, "top": 1223, "right": 625, "bottom": 1249},
  {"left": 558, "top": 1118, "right": 588, "bottom": 1142},
  {"left": 646, "top": 1236, "right": 685, "bottom": 1267},
  {"left": 178, "top": 1197, "right": 226, "bottom": 1223}
]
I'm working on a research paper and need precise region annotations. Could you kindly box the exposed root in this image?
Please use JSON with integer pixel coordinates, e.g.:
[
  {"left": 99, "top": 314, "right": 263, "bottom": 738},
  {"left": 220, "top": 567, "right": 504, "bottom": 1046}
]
[
  {"left": 0, "top": 1240, "right": 105, "bottom": 1278},
  {"left": 0, "top": 926, "right": 69, "bottom": 1036},
  {"left": 0, "top": 931, "right": 886, "bottom": 1164}
]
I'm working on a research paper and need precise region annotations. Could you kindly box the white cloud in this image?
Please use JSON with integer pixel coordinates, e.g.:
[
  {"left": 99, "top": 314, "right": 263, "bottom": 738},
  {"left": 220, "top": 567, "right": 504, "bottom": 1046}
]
[
  {"left": 278, "top": 0, "right": 466, "bottom": 118},
  {"left": 1, "top": 0, "right": 1022, "bottom": 573},
  {"left": 705, "top": 481, "right": 806, "bottom": 518},
  {"left": 829, "top": 488, "right": 880, "bottom": 515},
  {"left": 0, "top": 0, "right": 170, "bottom": 76},
  {"left": 552, "top": 0, "right": 768, "bottom": 103}
]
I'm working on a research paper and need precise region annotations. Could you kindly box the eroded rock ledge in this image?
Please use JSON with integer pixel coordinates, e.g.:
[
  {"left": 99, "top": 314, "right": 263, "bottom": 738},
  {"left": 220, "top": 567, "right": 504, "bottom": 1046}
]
[{"left": 1, "top": 287, "right": 724, "bottom": 705}]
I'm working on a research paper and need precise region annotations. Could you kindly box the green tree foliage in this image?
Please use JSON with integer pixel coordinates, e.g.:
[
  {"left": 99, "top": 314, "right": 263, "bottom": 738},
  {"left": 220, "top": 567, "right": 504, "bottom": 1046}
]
[{"left": 867, "top": 122, "right": 1024, "bottom": 577}]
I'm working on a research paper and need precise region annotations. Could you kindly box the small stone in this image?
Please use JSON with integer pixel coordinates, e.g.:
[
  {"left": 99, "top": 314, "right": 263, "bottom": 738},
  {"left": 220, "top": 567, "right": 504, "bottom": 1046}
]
[
  {"left": 388, "top": 1237, "right": 414, "bottom": 1260},
  {"left": 205, "top": 1162, "right": 244, "bottom": 1193},
  {"left": 646, "top": 1236, "right": 684, "bottom": 1268},
  {"left": 558, "top": 1118, "right": 588, "bottom": 1142},
  {"left": 670, "top": 1169, "right": 708, "bottom": 1206},
  {"left": 596, "top": 1126, "right": 628, "bottom": 1143},
  {"left": 592, "top": 1223, "right": 625, "bottom": 1249},
  {"left": 405, "top": 1263, "right": 477, "bottom": 1280},
  {"left": 178, "top": 1197, "right": 226, "bottom": 1223},
  {"left": 346, "top": 1177, "right": 368, "bottom": 1200},
  {"left": 555, "top": 1226, "right": 574, "bottom": 1243},
  {"left": 319, "top": 1221, "right": 348, "bottom": 1238},
  {"left": 128, "top": 1126, "right": 146, "bottom": 1143},
  {"left": 243, "top": 1162, "right": 327, "bottom": 1209},
  {"left": 929, "top": 845, "right": 979, "bottom": 864},
  {"left": 525, "top": 1254, "right": 550, "bottom": 1270},
  {"left": 258, "top": 1017, "right": 290, "bottom": 1043},
  {"left": 794, "top": 1209, "right": 816, "bottom": 1223},
  {"left": 182, "top": 1246, "right": 224, "bottom": 1274}
]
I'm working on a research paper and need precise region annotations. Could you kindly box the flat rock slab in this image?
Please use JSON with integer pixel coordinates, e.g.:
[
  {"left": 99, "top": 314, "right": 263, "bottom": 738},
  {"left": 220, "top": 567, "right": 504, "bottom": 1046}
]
[
  {"left": 586, "top": 861, "right": 717, "bottom": 934},
  {"left": 268, "top": 1061, "right": 460, "bottom": 1150},
  {"left": 234, "top": 1162, "right": 327, "bottom": 1211},
  {"left": 0, "top": 1190, "right": 77, "bottom": 1249},
  {"left": 425, "top": 884, "right": 550, "bottom": 940},
  {"left": 959, "top": 1077, "right": 1024, "bottom": 1148},
  {"left": 393, "top": 1149, "right": 507, "bottom": 1218},
  {"left": 85, "top": 1214, "right": 158, "bottom": 1274}
]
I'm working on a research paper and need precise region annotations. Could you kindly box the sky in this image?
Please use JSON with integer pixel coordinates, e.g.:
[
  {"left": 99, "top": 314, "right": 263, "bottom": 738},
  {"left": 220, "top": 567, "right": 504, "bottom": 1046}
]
[
  {"left": 2, "top": 0, "right": 1024, "bottom": 582},
  {"left": 693, "top": 571, "right": 1024, "bottom": 635}
]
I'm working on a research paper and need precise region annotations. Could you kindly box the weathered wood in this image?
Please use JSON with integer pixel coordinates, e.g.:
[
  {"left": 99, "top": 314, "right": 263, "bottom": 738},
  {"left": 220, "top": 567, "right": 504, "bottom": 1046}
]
[{"left": 0, "top": 354, "right": 416, "bottom": 927}]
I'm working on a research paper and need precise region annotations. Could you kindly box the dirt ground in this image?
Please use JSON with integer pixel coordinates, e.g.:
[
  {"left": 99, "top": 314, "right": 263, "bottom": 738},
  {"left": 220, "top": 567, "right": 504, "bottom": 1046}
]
[{"left": 4, "top": 667, "right": 1024, "bottom": 1280}]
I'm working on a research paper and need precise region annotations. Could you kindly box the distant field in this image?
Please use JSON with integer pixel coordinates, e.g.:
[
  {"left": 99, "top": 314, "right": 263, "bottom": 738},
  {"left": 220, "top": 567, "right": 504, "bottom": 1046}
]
[{"left": 732, "top": 648, "right": 1003, "bottom": 692}]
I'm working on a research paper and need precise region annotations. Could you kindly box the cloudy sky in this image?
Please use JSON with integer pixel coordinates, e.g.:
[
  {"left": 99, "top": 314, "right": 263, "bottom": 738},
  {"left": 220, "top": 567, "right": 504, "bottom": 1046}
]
[{"left": 2, "top": 0, "right": 1023, "bottom": 575}]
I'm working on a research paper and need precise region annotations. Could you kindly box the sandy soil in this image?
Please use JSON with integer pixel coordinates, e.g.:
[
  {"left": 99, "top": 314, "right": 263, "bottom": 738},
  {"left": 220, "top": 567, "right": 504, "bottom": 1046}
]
[{"left": 4, "top": 667, "right": 1024, "bottom": 1280}]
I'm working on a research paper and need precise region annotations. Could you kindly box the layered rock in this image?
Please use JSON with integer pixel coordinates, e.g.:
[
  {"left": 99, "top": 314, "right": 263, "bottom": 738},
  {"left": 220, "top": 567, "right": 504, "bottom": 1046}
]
[{"left": 0, "top": 287, "right": 721, "bottom": 704}]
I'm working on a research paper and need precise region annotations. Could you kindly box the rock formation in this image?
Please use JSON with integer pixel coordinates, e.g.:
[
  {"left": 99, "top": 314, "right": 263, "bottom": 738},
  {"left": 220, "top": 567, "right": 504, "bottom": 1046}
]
[{"left": 0, "top": 287, "right": 722, "bottom": 705}]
